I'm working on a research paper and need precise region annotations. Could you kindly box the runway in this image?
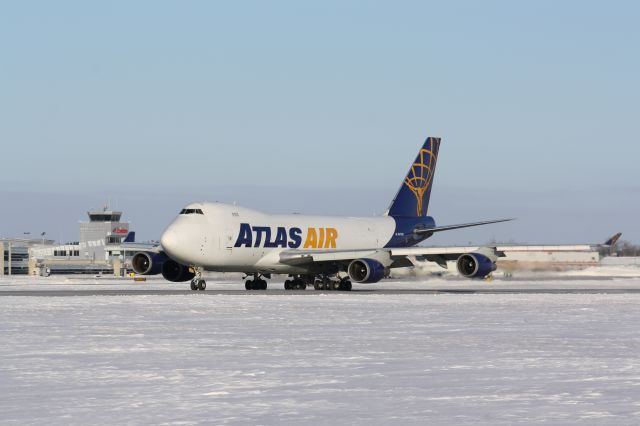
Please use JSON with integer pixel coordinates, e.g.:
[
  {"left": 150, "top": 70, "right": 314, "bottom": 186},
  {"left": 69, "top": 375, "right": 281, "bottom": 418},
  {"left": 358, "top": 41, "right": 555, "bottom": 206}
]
[
  {"left": 2, "top": 268, "right": 640, "bottom": 296},
  {"left": 4, "top": 288, "right": 640, "bottom": 296}
]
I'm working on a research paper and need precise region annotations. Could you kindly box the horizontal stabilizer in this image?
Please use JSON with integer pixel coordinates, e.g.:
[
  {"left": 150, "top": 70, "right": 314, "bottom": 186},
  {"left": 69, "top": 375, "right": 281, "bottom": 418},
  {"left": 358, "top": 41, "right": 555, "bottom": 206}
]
[{"left": 414, "top": 218, "right": 514, "bottom": 235}]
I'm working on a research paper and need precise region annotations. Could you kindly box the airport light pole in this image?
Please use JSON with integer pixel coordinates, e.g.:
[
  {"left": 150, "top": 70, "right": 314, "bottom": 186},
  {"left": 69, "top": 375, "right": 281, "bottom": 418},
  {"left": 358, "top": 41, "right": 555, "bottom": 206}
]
[{"left": 7, "top": 241, "right": 11, "bottom": 276}]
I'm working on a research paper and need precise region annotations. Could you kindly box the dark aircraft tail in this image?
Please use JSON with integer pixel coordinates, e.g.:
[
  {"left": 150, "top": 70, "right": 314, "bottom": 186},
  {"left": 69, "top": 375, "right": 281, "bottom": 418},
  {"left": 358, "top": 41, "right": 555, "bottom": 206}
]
[
  {"left": 603, "top": 232, "right": 622, "bottom": 247},
  {"left": 387, "top": 137, "right": 441, "bottom": 217}
]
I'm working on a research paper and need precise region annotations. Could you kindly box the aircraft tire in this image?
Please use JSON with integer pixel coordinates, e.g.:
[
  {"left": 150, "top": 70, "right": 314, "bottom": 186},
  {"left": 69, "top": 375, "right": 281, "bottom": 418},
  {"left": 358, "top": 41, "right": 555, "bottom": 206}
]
[
  {"left": 190, "top": 281, "right": 197, "bottom": 291},
  {"left": 197, "top": 280, "right": 206, "bottom": 291},
  {"left": 245, "top": 280, "right": 253, "bottom": 290},
  {"left": 284, "top": 280, "right": 292, "bottom": 290},
  {"left": 249, "top": 279, "right": 264, "bottom": 290},
  {"left": 321, "top": 278, "right": 332, "bottom": 291}
]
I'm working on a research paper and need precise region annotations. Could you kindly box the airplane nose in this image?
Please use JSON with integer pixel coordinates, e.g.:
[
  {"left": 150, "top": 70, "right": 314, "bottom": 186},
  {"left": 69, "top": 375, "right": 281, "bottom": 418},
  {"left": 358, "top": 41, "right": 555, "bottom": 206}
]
[{"left": 160, "top": 227, "right": 180, "bottom": 256}]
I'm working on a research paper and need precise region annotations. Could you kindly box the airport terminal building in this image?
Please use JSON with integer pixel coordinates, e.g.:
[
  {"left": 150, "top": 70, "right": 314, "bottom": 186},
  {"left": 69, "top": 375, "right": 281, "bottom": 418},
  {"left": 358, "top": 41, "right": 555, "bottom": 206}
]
[
  {"left": 2, "top": 208, "right": 132, "bottom": 276},
  {"left": 1, "top": 238, "right": 55, "bottom": 275}
]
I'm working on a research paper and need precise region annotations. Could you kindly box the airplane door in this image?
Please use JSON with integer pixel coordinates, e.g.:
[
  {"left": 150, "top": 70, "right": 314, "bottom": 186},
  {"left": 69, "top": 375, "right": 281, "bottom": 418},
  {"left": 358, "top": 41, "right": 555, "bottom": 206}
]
[{"left": 224, "top": 228, "right": 235, "bottom": 249}]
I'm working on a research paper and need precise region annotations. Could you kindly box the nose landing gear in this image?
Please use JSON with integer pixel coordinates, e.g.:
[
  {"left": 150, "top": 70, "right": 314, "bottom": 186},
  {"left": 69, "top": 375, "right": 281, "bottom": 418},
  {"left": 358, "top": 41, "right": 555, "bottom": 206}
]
[
  {"left": 190, "top": 279, "right": 206, "bottom": 291},
  {"left": 190, "top": 267, "right": 206, "bottom": 291}
]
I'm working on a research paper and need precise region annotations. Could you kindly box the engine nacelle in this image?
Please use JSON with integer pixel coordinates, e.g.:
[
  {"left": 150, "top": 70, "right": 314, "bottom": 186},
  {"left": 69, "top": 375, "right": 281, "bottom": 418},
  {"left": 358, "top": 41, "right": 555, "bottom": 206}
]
[
  {"left": 456, "top": 253, "right": 497, "bottom": 278},
  {"left": 348, "top": 258, "right": 388, "bottom": 283},
  {"left": 131, "top": 252, "right": 167, "bottom": 275},
  {"left": 161, "top": 259, "right": 195, "bottom": 282}
]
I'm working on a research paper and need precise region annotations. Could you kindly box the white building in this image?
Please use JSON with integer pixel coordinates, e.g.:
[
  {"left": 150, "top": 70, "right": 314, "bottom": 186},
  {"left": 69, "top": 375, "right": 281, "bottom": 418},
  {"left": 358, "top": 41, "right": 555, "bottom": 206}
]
[
  {"left": 29, "top": 208, "right": 131, "bottom": 275},
  {"left": 1, "top": 238, "right": 55, "bottom": 275}
]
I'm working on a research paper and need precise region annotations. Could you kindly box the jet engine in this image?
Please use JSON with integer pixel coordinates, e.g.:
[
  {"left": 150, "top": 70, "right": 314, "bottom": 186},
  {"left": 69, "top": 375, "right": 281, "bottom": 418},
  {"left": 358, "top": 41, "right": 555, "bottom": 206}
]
[
  {"left": 161, "top": 259, "right": 195, "bottom": 282},
  {"left": 456, "top": 252, "right": 497, "bottom": 278},
  {"left": 131, "top": 252, "right": 194, "bottom": 282},
  {"left": 348, "top": 258, "right": 388, "bottom": 283},
  {"left": 131, "top": 252, "right": 167, "bottom": 275}
]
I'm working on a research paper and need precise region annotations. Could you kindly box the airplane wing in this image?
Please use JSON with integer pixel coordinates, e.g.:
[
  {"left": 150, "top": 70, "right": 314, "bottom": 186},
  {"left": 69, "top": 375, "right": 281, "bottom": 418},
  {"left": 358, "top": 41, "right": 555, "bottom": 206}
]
[
  {"left": 278, "top": 217, "right": 513, "bottom": 268},
  {"left": 121, "top": 242, "right": 162, "bottom": 253},
  {"left": 390, "top": 246, "right": 506, "bottom": 268},
  {"left": 279, "top": 246, "right": 506, "bottom": 269},
  {"left": 280, "top": 249, "right": 380, "bottom": 265}
]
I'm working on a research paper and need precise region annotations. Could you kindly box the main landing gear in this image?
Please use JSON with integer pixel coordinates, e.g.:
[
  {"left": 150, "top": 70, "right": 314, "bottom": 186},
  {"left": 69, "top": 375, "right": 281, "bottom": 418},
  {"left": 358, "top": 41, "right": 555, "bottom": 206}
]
[
  {"left": 313, "top": 277, "right": 352, "bottom": 291},
  {"left": 284, "top": 277, "right": 307, "bottom": 290},
  {"left": 282, "top": 275, "right": 351, "bottom": 291},
  {"left": 245, "top": 273, "right": 268, "bottom": 291},
  {"left": 190, "top": 268, "right": 206, "bottom": 291}
]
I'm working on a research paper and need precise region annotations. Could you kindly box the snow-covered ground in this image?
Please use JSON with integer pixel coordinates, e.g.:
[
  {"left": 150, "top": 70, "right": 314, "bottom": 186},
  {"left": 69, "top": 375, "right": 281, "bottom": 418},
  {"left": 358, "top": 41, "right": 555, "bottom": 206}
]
[{"left": 1, "top": 266, "right": 640, "bottom": 425}]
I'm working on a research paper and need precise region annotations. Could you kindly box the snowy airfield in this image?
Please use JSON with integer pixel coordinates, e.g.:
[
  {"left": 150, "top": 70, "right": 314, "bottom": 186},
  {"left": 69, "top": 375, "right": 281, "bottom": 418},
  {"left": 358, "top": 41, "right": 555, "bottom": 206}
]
[{"left": 2, "top": 262, "right": 640, "bottom": 425}]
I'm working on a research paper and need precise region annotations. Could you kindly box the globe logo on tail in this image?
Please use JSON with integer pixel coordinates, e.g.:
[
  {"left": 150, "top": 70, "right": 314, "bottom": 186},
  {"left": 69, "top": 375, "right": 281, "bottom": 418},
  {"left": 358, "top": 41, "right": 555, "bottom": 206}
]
[{"left": 404, "top": 139, "right": 439, "bottom": 216}]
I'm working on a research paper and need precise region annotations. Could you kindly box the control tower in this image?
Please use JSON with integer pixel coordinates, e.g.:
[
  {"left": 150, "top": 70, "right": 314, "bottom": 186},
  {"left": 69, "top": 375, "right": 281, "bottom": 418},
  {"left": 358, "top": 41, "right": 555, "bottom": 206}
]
[{"left": 79, "top": 208, "right": 130, "bottom": 261}]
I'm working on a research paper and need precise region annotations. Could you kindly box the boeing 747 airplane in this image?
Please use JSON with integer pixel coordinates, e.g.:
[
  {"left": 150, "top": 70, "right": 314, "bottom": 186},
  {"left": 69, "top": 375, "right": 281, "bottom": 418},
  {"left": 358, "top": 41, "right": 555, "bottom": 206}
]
[{"left": 130, "top": 137, "right": 512, "bottom": 290}]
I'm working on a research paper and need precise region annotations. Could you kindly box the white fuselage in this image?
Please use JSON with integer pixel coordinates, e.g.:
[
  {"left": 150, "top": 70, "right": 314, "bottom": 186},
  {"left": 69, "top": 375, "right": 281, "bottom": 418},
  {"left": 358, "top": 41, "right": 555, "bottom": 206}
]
[{"left": 160, "top": 202, "right": 397, "bottom": 274}]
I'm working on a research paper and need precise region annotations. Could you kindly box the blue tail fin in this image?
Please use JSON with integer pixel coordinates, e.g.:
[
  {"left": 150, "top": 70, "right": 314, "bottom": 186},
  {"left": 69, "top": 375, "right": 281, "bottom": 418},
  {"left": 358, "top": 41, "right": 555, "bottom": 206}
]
[
  {"left": 604, "top": 232, "right": 622, "bottom": 246},
  {"left": 387, "top": 137, "right": 441, "bottom": 217},
  {"left": 124, "top": 231, "right": 136, "bottom": 243}
]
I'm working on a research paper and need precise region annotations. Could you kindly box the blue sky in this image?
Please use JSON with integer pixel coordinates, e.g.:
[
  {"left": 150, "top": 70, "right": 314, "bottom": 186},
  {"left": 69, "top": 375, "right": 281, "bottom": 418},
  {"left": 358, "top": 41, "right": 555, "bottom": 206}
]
[{"left": 1, "top": 1, "right": 639, "bottom": 244}]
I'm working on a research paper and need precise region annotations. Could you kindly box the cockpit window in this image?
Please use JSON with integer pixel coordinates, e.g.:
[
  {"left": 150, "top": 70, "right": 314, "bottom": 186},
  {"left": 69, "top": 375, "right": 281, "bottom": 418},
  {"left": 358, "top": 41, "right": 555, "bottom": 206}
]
[{"left": 179, "top": 209, "right": 204, "bottom": 215}]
